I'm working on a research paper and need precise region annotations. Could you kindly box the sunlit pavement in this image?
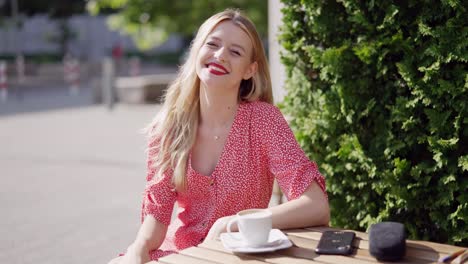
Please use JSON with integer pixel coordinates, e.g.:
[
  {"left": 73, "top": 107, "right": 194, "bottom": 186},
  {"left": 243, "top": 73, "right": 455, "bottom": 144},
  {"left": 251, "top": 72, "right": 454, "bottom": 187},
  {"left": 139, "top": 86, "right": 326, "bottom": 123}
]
[{"left": 0, "top": 102, "right": 162, "bottom": 264}]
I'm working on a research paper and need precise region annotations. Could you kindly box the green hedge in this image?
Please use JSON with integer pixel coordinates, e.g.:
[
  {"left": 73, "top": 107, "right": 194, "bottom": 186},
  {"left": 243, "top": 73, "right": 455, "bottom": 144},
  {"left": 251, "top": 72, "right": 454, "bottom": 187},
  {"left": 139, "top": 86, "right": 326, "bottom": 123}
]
[{"left": 279, "top": 0, "right": 467, "bottom": 245}]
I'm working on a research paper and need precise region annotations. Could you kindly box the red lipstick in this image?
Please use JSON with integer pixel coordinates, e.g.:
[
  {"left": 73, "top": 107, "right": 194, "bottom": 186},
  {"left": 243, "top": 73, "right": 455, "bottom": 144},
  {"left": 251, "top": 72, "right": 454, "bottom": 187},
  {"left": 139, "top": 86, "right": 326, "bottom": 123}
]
[{"left": 207, "top": 62, "right": 228, "bottom": 75}]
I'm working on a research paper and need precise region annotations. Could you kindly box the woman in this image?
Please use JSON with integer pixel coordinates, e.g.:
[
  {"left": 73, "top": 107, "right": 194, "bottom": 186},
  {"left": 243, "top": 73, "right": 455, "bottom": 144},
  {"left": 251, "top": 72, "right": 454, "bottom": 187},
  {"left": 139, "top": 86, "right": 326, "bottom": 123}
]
[{"left": 110, "top": 9, "right": 330, "bottom": 264}]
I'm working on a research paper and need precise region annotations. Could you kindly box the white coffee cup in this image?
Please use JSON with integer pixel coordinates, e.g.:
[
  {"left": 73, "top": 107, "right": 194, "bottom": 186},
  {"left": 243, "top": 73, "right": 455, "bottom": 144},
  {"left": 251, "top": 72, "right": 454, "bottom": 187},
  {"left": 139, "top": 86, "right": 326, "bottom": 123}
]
[{"left": 227, "top": 208, "right": 272, "bottom": 247}]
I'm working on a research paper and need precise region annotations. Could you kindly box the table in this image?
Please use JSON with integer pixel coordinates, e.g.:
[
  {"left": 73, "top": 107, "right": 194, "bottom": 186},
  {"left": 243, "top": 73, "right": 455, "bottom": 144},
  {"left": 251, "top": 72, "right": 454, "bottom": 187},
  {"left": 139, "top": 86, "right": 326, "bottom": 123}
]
[{"left": 157, "top": 226, "right": 466, "bottom": 264}]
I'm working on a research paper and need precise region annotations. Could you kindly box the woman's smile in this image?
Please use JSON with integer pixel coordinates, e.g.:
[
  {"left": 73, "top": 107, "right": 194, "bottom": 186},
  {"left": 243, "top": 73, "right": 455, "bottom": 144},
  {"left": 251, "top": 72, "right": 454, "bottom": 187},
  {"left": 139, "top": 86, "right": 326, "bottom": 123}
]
[{"left": 206, "top": 62, "right": 229, "bottom": 75}]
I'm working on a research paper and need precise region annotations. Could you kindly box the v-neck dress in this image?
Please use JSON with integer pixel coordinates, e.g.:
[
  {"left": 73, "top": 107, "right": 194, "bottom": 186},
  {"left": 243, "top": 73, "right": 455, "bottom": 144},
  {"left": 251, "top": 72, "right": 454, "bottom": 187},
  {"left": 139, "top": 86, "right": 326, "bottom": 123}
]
[{"left": 141, "top": 101, "right": 327, "bottom": 260}]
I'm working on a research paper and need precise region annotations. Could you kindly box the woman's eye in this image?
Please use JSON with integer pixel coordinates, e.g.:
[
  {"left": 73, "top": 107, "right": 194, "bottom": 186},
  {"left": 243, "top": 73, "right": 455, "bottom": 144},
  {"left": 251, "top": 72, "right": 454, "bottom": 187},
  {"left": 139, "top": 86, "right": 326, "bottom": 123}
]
[
  {"left": 231, "top": 50, "right": 241, "bottom": 56},
  {"left": 206, "top": 42, "right": 218, "bottom": 47}
]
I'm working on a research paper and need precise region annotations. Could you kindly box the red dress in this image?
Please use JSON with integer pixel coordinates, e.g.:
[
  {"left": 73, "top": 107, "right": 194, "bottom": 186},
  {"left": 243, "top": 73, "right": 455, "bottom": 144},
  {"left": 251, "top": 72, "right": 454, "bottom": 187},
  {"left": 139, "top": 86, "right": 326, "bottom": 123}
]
[{"left": 141, "top": 101, "right": 327, "bottom": 260}]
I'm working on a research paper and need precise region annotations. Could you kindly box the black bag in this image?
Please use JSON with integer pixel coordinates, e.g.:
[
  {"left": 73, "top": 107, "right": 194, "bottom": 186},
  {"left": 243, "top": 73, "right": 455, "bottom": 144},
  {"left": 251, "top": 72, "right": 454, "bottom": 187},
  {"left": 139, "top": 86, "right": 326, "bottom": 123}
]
[{"left": 369, "top": 222, "right": 406, "bottom": 261}]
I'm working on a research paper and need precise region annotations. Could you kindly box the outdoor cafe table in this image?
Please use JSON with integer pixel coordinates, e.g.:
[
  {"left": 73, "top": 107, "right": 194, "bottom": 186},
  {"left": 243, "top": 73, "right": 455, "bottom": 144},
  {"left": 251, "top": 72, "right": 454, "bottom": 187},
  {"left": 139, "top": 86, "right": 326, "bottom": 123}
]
[{"left": 157, "top": 226, "right": 466, "bottom": 264}]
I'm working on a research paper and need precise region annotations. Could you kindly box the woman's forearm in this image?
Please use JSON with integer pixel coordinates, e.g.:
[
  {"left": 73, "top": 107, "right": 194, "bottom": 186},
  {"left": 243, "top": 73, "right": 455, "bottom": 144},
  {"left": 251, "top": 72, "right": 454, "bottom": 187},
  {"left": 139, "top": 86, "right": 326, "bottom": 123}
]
[
  {"left": 269, "top": 181, "right": 330, "bottom": 229},
  {"left": 131, "top": 215, "right": 168, "bottom": 254}
]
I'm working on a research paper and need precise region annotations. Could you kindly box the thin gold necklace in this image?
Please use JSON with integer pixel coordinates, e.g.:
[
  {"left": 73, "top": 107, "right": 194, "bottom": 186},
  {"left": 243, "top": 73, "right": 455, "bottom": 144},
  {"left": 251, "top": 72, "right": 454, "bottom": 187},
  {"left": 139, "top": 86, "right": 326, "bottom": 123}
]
[
  {"left": 210, "top": 105, "right": 238, "bottom": 141},
  {"left": 213, "top": 123, "right": 229, "bottom": 140}
]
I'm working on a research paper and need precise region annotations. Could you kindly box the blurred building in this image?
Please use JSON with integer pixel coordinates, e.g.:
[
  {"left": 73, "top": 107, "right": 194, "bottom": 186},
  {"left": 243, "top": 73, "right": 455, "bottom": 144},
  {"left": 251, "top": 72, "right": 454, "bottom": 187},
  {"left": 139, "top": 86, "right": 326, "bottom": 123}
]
[{"left": 0, "top": 14, "right": 183, "bottom": 62}]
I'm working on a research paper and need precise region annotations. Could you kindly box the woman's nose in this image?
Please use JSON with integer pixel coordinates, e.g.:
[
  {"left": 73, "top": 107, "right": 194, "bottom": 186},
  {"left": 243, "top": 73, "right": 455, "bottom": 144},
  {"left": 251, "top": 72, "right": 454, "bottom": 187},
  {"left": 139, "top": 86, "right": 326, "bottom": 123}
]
[{"left": 214, "top": 47, "right": 227, "bottom": 62}]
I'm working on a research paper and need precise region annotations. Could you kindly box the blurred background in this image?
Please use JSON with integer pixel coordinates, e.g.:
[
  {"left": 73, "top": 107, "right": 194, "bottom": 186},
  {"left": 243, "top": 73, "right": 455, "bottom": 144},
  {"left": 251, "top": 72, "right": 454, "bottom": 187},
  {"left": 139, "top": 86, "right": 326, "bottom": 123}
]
[
  {"left": 0, "top": 1, "right": 283, "bottom": 263},
  {"left": 0, "top": 0, "right": 273, "bottom": 115}
]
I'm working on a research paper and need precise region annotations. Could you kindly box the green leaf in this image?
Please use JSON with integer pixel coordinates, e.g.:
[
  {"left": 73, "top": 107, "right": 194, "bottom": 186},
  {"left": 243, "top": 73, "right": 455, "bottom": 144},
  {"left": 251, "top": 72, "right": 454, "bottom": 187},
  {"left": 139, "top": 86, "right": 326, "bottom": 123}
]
[{"left": 459, "top": 156, "right": 468, "bottom": 171}]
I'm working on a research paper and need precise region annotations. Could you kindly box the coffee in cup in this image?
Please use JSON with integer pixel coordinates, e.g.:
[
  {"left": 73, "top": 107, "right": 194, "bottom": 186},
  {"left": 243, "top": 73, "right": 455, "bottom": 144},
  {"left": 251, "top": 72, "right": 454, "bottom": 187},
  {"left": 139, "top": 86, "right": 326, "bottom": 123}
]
[{"left": 227, "top": 208, "right": 272, "bottom": 247}]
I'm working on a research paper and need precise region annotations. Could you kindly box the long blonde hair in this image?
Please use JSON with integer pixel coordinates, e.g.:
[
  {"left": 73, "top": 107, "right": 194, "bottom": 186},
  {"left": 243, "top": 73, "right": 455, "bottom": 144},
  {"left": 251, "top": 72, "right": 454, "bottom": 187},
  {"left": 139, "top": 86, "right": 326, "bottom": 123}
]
[{"left": 146, "top": 9, "right": 272, "bottom": 191}]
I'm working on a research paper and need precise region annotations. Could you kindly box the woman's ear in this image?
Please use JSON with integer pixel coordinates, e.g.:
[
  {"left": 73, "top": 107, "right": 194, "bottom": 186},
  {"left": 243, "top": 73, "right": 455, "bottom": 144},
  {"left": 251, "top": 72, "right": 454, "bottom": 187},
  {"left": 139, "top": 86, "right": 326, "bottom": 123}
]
[{"left": 243, "top": 61, "right": 258, "bottom": 80}]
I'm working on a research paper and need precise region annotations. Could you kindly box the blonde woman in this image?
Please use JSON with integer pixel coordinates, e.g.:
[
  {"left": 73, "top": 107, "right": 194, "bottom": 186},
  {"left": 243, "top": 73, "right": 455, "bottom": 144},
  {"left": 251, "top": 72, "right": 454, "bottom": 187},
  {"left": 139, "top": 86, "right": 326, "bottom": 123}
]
[{"left": 110, "top": 9, "right": 330, "bottom": 264}]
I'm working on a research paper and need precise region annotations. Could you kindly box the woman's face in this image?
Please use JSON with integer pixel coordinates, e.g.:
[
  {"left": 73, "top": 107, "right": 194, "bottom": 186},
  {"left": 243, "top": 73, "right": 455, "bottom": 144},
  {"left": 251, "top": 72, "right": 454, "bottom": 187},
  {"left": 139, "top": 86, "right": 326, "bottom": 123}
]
[{"left": 196, "top": 20, "right": 257, "bottom": 92}]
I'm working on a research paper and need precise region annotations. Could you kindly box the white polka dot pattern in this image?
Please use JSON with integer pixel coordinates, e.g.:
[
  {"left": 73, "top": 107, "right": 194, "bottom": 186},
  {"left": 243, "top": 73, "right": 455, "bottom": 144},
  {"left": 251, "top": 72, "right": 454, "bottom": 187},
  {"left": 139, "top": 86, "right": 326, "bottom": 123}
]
[{"left": 140, "top": 101, "right": 327, "bottom": 260}]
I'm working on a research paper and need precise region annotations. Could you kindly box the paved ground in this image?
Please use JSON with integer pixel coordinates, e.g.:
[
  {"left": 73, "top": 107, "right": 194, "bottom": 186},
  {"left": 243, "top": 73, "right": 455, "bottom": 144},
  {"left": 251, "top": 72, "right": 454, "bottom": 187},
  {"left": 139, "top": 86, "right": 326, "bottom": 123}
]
[{"left": 0, "top": 81, "right": 163, "bottom": 263}]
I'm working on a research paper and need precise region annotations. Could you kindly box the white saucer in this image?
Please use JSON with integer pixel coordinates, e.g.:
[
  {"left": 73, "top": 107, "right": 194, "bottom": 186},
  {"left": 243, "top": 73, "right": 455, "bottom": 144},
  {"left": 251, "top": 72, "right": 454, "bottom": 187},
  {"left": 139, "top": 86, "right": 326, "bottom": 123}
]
[{"left": 220, "top": 229, "right": 293, "bottom": 253}]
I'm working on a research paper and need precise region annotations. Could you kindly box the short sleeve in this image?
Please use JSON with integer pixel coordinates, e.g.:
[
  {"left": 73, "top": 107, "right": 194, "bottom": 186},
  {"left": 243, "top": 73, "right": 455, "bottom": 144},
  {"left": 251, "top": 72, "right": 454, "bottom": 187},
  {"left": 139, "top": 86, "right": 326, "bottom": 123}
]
[
  {"left": 141, "top": 137, "right": 177, "bottom": 226},
  {"left": 256, "top": 103, "right": 327, "bottom": 201}
]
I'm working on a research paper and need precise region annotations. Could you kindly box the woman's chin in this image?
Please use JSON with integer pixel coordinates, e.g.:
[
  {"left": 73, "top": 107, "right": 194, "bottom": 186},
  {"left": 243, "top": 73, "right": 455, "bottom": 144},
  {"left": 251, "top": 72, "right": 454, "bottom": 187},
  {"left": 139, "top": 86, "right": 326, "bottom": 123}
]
[{"left": 200, "top": 77, "right": 227, "bottom": 88}]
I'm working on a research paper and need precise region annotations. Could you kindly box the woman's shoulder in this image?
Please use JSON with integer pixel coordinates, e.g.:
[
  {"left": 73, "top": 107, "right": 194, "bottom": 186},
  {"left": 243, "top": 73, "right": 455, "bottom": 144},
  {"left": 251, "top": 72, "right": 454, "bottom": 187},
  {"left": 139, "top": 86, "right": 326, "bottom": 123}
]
[
  {"left": 246, "top": 101, "right": 283, "bottom": 123},
  {"left": 240, "top": 101, "right": 288, "bottom": 136},
  {"left": 243, "top": 100, "right": 280, "bottom": 115}
]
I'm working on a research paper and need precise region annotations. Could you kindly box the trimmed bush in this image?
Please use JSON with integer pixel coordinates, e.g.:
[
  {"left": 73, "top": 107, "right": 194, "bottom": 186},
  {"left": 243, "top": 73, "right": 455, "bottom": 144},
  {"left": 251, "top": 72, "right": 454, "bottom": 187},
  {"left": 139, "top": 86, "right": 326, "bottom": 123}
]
[{"left": 279, "top": 0, "right": 467, "bottom": 245}]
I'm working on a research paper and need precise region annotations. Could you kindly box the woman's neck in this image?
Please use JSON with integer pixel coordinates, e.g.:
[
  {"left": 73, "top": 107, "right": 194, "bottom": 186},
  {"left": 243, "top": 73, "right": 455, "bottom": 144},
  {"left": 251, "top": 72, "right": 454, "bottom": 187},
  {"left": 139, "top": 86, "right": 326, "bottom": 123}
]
[{"left": 199, "top": 84, "right": 239, "bottom": 128}]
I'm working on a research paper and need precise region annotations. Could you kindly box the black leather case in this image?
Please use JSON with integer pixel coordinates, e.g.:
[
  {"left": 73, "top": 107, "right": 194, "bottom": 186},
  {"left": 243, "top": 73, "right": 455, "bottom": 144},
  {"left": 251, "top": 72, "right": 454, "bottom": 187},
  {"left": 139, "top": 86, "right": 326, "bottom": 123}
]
[{"left": 369, "top": 222, "right": 406, "bottom": 261}]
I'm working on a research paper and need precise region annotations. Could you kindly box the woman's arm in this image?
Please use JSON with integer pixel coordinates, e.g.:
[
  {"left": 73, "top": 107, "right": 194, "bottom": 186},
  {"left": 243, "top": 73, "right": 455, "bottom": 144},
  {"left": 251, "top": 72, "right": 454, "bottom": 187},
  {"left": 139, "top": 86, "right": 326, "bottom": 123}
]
[
  {"left": 254, "top": 104, "right": 330, "bottom": 228},
  {"left": 121, "top": 215, "right": 168, "bottom": 263},
  {"left": 269, "top": 181, "right": 330, "bottom": 229},
  {"left": 206, "top": 181, "right": 329, "bottom": 240}
]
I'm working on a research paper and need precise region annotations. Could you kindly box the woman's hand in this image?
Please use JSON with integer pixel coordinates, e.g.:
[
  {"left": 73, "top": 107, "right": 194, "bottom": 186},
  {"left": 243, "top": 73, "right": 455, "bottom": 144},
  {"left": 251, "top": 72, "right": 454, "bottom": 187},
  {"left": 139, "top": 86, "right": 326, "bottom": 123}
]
[{"left": 205, "top": 215, "right": 236, "bottom": 241}]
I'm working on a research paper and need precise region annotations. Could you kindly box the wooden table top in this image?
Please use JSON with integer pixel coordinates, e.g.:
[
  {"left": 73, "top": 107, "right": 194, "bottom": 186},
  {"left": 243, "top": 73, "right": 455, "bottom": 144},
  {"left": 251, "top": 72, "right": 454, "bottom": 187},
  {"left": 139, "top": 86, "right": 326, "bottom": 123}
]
[{"left": 157, "top": 226, "right": 467, "bottom": 264}]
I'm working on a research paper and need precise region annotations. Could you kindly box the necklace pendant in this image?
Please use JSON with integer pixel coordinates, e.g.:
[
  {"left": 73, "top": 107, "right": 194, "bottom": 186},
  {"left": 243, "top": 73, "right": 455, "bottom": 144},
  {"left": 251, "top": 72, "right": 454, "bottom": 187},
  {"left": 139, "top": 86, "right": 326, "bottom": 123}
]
[{"left": 214, "top": 136, "right": 219, "bottom": 140}]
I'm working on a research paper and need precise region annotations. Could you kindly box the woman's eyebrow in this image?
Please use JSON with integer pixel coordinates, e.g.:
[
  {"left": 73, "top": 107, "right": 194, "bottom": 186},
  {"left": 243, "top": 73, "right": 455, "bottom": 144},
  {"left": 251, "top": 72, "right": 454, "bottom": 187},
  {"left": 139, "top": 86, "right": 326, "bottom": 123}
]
[{"left": 209, "top": 36, "right": 247, "bottom": 53}]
